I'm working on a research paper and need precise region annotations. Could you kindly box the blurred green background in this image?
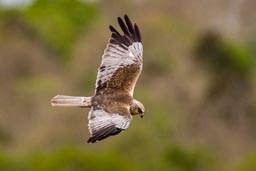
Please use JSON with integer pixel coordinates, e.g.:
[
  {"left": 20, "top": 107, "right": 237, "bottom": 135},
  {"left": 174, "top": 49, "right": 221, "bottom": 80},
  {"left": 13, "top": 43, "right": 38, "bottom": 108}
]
[{"left": 0, "top": 0, "right": 256, "bottom": 171}]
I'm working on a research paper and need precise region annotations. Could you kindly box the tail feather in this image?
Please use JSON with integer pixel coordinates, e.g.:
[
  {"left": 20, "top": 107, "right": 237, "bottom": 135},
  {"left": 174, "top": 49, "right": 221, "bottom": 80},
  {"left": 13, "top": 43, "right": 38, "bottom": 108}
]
[{"left": 51, "top": 95, "right": 92, "bottom": 107}]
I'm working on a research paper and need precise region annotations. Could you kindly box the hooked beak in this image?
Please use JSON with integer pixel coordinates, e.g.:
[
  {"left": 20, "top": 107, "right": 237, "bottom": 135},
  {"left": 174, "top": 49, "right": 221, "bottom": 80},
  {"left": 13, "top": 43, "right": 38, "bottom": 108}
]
[{"left": 139, "top": 113, "right": 144, "bottom": 118}]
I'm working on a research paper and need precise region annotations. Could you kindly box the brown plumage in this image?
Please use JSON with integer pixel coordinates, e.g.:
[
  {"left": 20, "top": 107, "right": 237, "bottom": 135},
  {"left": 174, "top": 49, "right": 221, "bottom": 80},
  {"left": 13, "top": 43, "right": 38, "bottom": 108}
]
[{"left": 51, "top": 15, "right": 145, "bottom": 143}]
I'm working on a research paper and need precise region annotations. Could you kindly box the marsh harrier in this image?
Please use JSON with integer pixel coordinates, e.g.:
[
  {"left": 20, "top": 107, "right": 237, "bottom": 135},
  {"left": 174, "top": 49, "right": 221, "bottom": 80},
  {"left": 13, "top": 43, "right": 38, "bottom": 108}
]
[{"left": 51, "top": 15, "right": 144, "bottom": 143}]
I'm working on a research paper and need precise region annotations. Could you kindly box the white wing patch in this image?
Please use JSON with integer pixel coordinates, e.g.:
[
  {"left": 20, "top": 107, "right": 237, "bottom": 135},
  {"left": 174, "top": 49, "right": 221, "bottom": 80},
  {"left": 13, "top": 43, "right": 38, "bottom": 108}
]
[
  {"left": 88, "top": 109, "right": 132, "bottom": 135},
  {"left": 95, "top": 42, "right": 143, "bottom": 92}
]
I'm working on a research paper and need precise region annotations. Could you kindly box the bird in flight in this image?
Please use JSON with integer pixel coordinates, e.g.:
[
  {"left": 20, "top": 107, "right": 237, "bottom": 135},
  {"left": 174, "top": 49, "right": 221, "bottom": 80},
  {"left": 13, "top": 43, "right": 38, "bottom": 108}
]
[{"left": 51, "top": 15, "right": 144, "bottom": 143}]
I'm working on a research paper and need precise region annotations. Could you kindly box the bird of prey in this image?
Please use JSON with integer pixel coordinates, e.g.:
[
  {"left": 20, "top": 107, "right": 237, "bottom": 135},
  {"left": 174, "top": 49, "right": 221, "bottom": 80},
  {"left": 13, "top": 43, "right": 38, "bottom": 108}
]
[{"left": 51, "top": 15, "right": 144, "bottom": 143}]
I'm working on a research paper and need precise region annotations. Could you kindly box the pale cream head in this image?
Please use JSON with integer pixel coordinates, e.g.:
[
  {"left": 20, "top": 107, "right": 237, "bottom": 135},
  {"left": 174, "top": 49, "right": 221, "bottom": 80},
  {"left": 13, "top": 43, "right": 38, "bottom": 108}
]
[{"left": 130, "top": 99, "right": 145, "bottom": 118}]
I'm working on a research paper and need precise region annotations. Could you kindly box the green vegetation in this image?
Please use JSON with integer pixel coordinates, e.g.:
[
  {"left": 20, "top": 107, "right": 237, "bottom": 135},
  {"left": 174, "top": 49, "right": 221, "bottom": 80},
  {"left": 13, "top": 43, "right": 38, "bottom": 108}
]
[
  {"left": 165, "top": 145, "right": 217, "bottom": 171},
  {"left": 0, "top": 147, "right": 140, "bottom": 171},
  {"left": 0, "top": 146, "right": 218, "bottom": 171},
  {"left": 24, "top": 0, "right": 97, "bottom": 62},
  {"left": 196, "top": 31, "right": 254, "bottom": 76},
  {"left": 0, "top": 0, "right": 97, "bottom": 63},
  {"left": 236, "top": 152, "right": 256, "bottom": 171},
  {"left": 0, "top": 0, "right": 256, "bottom": 171}
]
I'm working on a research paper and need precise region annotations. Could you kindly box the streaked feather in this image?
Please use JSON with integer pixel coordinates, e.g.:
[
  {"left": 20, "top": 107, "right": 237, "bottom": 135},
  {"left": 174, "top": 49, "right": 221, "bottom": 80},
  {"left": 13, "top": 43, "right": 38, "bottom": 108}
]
[{"left": 95, "top": 15, "right": 143, "bottom": 96}]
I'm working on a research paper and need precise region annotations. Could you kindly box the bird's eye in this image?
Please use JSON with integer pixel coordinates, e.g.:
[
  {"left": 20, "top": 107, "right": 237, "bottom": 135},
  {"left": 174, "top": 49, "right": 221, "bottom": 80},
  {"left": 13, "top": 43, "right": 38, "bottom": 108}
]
[{"left": 138, "top": 108, "right": 142, "bottom": 114}]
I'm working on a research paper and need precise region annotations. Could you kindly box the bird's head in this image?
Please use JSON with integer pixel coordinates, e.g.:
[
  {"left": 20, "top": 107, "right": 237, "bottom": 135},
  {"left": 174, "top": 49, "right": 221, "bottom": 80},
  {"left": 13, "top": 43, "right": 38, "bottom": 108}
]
[{"left": 130, "top": 99, "right": 145, "bottom": 118}]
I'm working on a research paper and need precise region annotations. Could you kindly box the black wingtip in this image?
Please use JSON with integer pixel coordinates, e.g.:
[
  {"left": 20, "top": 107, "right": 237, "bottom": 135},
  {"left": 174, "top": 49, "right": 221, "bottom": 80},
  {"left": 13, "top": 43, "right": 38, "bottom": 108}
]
[
  {"left": 109, "top": 25, "right": 121, "bottom": 36},
  {"left": 109, "top": 15, "right": 142, "bottom": 47},
  {"left": 87, "top": 137, "right": 96, "bottom": 143},
  {"left": 117, "top": 17, "right": 122, "bottom": 24},
  {"left": 109, "top": 25, "right": 114, "bottom": 31},
  {"left": 124, "top": 14, "right": 129, "bottom": 20},
  {"left": 118, "top": 17, "right": 130, "bottom": 35},
  {"left": 134, "top": 23, "right": 142, "bottom": 42},
  {"left": 87, "top": 126, "right": 122, "bottom": 143}
]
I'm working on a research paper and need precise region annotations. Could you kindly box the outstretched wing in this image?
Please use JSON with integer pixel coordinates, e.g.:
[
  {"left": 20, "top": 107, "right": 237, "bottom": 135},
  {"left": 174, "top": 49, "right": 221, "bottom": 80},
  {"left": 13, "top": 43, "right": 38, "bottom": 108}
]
[
  {"left": 95, "top": 15, "right": 143, "bottom": 96},
  {"left": 87, "top": 108, "right": 132, "bottom": 143}
]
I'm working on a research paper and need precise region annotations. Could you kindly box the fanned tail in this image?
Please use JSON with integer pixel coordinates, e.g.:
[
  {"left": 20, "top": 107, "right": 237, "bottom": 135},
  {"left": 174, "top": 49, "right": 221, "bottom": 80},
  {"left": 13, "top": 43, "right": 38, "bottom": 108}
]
[{"left": 51, "top": 95, "right": 92, "bottom": 107}]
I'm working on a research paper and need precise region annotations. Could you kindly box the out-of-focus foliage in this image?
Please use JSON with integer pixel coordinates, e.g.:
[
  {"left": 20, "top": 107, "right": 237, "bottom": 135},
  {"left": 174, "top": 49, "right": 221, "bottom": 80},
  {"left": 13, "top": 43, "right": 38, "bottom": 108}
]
[
  {"left": 0, "top": 145, "right": 217, "bottom": 171},
  {"left": 236, "top": 152, "right": 256, "bottom": 171},
  {"left": 0, "top": 0, "right": 256, "bottom": 171},
  {"left": 0, "top": 147, "right": 141, "bottom": 171},
  {"left": 165, "top": 145, "right": 216, "bottom": 171},
  {"left": 0, "top": 126, "right": 11, "bottom": 145},
  {"left": 23, "top": 0, "right": 97, "bottom": 62},
  {"left": 196, "top": 31, "right": 254, "bottom": 76},
  {"left": 0, "top": 0, "right": 97, "bottom": 63}
]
